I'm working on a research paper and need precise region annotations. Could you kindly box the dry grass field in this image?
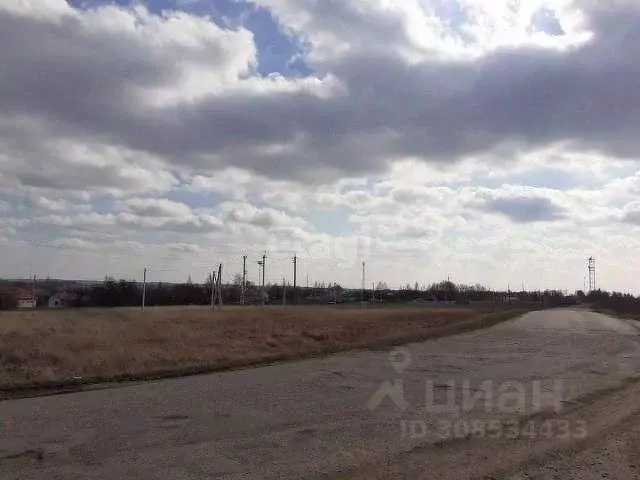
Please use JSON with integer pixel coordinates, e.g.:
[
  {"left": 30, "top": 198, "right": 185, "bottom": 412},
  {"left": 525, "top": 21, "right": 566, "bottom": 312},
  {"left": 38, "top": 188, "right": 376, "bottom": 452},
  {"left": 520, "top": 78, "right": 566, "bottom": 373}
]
[{"left": 0, "top": 305, "right": 529, "bottom": 393}]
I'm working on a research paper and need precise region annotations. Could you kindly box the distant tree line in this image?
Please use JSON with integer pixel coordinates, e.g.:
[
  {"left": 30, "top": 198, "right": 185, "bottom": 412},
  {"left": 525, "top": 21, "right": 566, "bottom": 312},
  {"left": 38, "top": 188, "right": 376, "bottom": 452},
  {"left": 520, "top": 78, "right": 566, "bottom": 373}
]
[
  {"left": 1, "top": 277, "right": 638, "bottom": 310},
  {"left": 54, "top": 276, "right": 343, "bottom": 308},
  {"left": 586, "top": 289, "right": 640, "bottom": 315}
]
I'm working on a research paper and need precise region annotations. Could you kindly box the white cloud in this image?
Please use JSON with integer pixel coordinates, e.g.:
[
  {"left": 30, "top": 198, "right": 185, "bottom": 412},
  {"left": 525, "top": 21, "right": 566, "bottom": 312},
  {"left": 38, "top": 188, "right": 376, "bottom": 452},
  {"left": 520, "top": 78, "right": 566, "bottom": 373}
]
[
  {"left": 21, "top": 195, "right": 93, "bottom": 213},
  {"left": 33, "top": 212, "right": 117, "bottom": 228},
  {"left": 1, "top": 0, "right": 640, "bottom": 293},
  {"left": 186, "top": 168, "right": 257, "bottom": 199},
  {"left": 165, "top": 242, "right": 202, "bottom": 254}
]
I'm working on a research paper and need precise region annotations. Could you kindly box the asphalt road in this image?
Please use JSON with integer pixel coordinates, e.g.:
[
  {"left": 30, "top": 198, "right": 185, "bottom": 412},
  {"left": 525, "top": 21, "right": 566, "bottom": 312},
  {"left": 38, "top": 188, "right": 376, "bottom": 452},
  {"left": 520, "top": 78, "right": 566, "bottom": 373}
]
[{"left": 3, "top": 308, "right": 640, "bottom": 479}]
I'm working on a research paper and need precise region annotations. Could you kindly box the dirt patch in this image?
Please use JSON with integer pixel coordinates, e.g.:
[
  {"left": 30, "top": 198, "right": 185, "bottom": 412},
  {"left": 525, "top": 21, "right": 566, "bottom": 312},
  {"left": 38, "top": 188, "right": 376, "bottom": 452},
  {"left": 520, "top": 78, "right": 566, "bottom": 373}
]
[{"left": 335, "top": 376, "right": 640, "bottom": 480}]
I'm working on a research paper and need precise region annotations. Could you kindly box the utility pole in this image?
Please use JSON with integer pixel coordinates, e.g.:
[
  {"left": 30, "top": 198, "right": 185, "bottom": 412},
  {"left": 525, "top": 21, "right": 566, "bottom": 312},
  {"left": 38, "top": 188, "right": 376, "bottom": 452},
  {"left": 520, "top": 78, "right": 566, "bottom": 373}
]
[
  {"left": 141, "top": 267, "right": 147, "bottom": 311},
  {"left": 258, "top": 254, "right": 266, "bottom": 305},
  {"left": 588, "top": 257, "right": 596, "bottom": 292},
  {"left": 282, "top": 277, "right": 287, "bottom": 306},
  {"left": 241, "top": 255, "right": 247, "bottom": 305},
  {"left": 210, "top": 269, "right": 217, "bottom": 309},
  {"left": 217, "top": 263, "right": 223, "bottom": 308},
  {"left": 292, "top": 254, "right": 297, "bottom": 305},
  {"left": 361, "top": 261, "right": 366, "bottom": 306}
]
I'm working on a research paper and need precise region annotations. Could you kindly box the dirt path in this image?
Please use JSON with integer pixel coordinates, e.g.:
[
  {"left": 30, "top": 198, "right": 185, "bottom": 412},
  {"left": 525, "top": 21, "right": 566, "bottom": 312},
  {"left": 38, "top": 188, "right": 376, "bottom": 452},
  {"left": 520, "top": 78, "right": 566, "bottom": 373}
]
[
  {"left": 340, "top": 374, "right": 640, "bottom": 479},
  {"left": 2, "top": 308, "right": 640, "bottom": 479}
]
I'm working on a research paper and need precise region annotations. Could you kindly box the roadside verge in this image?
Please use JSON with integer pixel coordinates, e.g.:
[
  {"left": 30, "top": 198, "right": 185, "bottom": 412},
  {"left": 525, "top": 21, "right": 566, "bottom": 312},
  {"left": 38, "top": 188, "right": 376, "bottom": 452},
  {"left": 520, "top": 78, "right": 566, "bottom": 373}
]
[{"left": 0, "top": 306, "right": 533, "bottom": 400}]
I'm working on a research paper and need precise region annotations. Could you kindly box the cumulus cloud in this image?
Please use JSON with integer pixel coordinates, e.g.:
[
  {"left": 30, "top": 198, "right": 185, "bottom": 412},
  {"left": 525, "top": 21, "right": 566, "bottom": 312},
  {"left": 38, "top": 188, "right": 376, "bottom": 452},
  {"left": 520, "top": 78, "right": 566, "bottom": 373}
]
[
  {"left": 485, "top": 196, "right": 568, "bottom": 223},
  {"left": 2, "top": 0, "right": 640, "bottom": 292},
  {"left": 165, "top": 242, "right": 202, "bottom": 254},
  {"left": 399, "top": 224, "right": 440, "bottom": 240},
  {"left": 477, "top": 191, "right": 569, "bottom": 223},
  {"left": 21, "top": 195, "right": 92, "bottom": 213},
  {"left": 0, "top": 122, "right": 178, "bottom": 198},
  {"left": 621, "top": 202, "right": 640, "bottom": 226},
  {"left": 186, "top": 168, "right": 258, "bottom": 200},
  {"left": 116, "top": 211, "right": 223, "bottom": 233},
  {"left": 30, "top": 209, "right": 223, "bottom": 234},
  {"left": 218, "top": 201, "right": 308, "bottom": 229},
  {"left": 34, "top": 212, "right": 117, "bottom": 229},
  {"left": 1, "top": 0, "right": 639, "bottom": 189},
  {"left": 117, "top": 198, "right": 192, "bottom": 218}
]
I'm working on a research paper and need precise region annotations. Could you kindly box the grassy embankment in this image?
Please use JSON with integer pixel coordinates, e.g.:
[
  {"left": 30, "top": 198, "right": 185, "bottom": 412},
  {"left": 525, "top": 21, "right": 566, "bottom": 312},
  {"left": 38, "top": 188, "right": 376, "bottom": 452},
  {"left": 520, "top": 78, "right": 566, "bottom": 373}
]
[
  {"left": 591, "top": 297, "right": 640, "bottom": 321},
  {"left": 0, "top": 304, "right": 531, "bottom": 394}
]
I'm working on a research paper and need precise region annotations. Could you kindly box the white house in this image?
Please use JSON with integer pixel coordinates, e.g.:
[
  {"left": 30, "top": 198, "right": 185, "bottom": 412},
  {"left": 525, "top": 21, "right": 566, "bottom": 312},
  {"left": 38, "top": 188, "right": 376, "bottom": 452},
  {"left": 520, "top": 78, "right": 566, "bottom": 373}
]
[
  {"left": 16, "top": 296, "right": 37, "bottom": 309},
  {"left": 48, "top": 292, "right": 77, "bottom": 308}
]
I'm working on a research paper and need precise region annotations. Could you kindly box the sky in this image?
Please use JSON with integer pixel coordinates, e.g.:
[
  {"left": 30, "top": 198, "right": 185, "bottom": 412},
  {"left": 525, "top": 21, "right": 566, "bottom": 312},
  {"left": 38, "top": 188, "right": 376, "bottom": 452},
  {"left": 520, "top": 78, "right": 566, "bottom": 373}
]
[{"left": 1, "top": 0, "right": 640, "bottom": 292}]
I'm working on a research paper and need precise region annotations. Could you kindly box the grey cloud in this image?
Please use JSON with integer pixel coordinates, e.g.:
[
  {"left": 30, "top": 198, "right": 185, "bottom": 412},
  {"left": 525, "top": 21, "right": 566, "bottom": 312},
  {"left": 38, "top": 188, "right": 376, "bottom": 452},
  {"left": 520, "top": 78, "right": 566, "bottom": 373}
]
[
  {"left": 482, "top": 195, "right": 568, "bottom": 223},
  {"left": 621, "top": 202, "right": 640, "bottom": 226},
  {"left": 0, "top": 118, "right": 177, "bottom": 196},
  {"left": 218, "top": 202, "right": 308, "bottom": 229},
  {"left": 399, "top": 224, "right": 439, "bottom": 239},
  {"left": 33, "top": 213, "right": 118, "bottom": 228},
  {"left": 22, "top": 196, "right": 81, "bottom": 212},
  {"left": 16, "top": 162, "right": 174, "bottom": 195},
  {"left": 117, "top": 198, "right": 192, "bottom": 218},
  {"left": 116, "top": 212, "right": 224, "bottom": 233},
  {"left": 46, "top": 237, "right": 202, "bottom": 254},
  {"left": 1, "top": 1, "right": 640, "bottom": 188},
  {"left": 27, "top": 200, "right": 304, "bottom": 236}
]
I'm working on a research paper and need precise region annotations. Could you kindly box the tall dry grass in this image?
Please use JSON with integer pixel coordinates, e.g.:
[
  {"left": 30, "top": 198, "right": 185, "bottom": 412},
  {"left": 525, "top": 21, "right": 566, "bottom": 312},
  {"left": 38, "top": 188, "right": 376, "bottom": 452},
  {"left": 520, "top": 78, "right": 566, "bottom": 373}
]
[{"left": 0, "top": 305, "right": 524, "bottom": 392}]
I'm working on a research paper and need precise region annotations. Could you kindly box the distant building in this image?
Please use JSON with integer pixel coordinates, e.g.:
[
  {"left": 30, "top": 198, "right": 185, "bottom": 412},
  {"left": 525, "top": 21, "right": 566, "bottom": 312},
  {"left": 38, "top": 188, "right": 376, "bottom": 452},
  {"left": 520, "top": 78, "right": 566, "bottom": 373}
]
[
  {"left": 0, "top": 286, "right": 37, "bottom": 309},
  {"left": 48, "top": 292, "right": 78, "bottom": 308},
  {"left": 16, "top": 296, "right": 37, "bottom": 309}
]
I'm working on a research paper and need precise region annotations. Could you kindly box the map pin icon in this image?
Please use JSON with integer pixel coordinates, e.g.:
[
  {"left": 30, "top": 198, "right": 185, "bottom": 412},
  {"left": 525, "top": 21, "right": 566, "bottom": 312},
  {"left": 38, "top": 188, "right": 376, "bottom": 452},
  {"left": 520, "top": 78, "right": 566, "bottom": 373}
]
[{"left": 389, "top": 347, "right": 411, "bottom": 374}]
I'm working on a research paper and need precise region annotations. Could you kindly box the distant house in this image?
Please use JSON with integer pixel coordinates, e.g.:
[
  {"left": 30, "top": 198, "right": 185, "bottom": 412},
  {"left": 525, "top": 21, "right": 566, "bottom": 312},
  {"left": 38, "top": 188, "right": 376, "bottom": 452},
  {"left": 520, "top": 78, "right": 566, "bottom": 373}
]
[
  {"left": 0, "top": 286, "right": 36, "bottom": 309},
  {"left": 48, "top": 292, "right": 78, "bottom": 309},
  {"left": 16, "top": 296, "right": 37, "bottom": 309}
]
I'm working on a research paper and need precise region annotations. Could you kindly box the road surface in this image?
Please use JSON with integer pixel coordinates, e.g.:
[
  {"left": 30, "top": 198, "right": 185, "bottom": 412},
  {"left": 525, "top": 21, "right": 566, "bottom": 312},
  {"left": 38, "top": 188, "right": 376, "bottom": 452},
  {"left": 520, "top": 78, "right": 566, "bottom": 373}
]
[{"left": 3, "top": 308, "right": 640, "bottom": 479}]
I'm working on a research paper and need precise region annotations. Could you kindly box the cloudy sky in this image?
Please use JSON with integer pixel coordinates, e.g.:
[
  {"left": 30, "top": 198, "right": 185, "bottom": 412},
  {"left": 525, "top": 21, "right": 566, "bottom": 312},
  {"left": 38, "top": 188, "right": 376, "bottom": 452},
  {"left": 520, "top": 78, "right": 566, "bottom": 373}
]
[{"left": 1, "top": 0, "right": 639, "bottom": 292}]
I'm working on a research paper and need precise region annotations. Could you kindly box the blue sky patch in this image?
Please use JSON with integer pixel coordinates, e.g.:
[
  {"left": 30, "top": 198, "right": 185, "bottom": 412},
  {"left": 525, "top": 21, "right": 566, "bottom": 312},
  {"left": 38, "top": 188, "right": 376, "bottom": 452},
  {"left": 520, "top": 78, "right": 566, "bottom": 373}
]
[
  {"left": 306, "top": 209, "right": 353, "bottom": 236},
  {"left": 67, "top": 0, "right": 312, "bottom": 77},
  {"left": 531, "top": 8, "right": 565, "bottom": 36}
]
